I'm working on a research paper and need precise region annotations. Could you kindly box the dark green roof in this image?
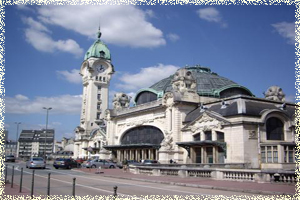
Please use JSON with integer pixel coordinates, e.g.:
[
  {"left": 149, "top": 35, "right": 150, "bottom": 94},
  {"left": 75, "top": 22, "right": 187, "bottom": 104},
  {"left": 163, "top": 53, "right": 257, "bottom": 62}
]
[{"left": 149, "top": 65, "right": 253, "bottom": 98}]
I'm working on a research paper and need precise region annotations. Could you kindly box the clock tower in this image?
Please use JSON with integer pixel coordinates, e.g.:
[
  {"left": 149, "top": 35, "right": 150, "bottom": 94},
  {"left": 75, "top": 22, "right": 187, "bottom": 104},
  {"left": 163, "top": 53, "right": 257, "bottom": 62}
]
[{"left": 78, "top": 29, "right": 114, "bottom": 135}]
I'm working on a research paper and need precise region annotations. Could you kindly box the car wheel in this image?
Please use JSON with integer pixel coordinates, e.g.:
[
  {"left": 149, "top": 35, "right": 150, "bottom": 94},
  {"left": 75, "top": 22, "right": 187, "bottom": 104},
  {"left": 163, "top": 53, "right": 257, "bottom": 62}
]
[
  {"left": 26, "top": 165, "right": 28, "bottom": 168},
  {"left": 91, "top": 165, "right": 96, "bottom": 168},
  {"left": 54, "top": 167, "right": 58, "bottom": 169},
  {"left": 43, "top": 167, "right": 46, "bottom": 169},
  {"left": 109, "top": 165, "right": 115, "bottom": 169},
  {"left": 68, "top": 165, "right": 71, "bottom": 169}
]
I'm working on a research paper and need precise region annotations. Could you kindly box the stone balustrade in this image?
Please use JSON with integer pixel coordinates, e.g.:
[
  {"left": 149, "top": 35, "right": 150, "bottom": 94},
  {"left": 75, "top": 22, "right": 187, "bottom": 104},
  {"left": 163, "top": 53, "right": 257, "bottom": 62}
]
[{"left": 129, "top": 164, "right": 296, "bottom": 184}]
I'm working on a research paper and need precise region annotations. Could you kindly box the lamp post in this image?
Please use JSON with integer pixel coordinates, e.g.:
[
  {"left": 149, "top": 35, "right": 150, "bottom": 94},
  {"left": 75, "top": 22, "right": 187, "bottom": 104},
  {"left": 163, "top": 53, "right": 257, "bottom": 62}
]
[
  {"left": 43, "top": 107, "right": 52, "bottom": 160},
  {"left": 15, "top": 122, "right": 21, "bottom": 157}
]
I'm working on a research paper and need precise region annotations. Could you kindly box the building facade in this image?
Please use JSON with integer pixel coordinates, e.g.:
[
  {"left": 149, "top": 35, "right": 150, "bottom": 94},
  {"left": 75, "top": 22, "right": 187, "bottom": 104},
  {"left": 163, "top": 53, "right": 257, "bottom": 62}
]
[
  {"left": 18, "top": 129, "right": 55, "bottom": 159},
  {"left": 74, "top": 31, "right": 295, "bottom": 170},
  {"left": 5, "top": 141, "right": 17, "bottom": 156}
]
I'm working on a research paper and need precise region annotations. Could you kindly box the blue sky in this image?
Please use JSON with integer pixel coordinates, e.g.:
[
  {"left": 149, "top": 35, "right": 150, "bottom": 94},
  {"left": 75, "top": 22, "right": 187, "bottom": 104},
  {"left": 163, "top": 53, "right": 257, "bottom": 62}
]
[{"left": 4, "top": 5, "right": 295, "bottom": 141}]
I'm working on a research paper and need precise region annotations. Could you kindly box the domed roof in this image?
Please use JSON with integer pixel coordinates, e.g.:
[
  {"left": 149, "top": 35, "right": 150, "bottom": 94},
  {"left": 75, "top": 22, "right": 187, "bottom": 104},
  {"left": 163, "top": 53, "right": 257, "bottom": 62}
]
[
  {"left": 84, "top": 29, "right": 111, "bottom": 61},
  {"left": 149, "top": 65, "right": 253, "bottom": 98}
]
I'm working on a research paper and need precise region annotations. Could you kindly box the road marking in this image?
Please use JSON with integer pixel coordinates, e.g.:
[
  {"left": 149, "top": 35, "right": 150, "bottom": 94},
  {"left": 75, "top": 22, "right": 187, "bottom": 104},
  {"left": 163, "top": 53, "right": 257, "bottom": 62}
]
[
  {"left": 44, "top": 169, "right": 211, "bottom": 195},
  {"left": 8, "top": 166, "right": 142, "bottom": 199}
]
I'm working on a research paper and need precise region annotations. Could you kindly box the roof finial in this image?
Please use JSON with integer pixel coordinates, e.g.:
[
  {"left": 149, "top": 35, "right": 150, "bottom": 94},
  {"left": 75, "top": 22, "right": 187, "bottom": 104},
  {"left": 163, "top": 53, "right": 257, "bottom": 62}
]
[{"left": 97, "top": 25, "right": 102, "bottom": 39}]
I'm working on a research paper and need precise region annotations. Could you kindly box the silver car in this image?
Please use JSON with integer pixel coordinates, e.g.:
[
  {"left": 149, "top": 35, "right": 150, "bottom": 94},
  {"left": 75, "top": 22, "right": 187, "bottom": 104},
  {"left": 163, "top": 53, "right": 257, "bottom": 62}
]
[
  {"left": 26, "top": 157, "right": 46, "bottom": 169},
  {"left": 85, "top": 159, "right": 116, "bottom": 168}
]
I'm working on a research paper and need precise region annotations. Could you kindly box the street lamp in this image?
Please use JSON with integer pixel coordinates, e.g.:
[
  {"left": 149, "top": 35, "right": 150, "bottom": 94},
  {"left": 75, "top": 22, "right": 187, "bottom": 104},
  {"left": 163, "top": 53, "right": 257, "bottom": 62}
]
[
  {"left": 43, "top": 107, "right": 52, "bottom": 160},
  {"left": 15, "top": 122, "right": 21, "bottom": 157}
]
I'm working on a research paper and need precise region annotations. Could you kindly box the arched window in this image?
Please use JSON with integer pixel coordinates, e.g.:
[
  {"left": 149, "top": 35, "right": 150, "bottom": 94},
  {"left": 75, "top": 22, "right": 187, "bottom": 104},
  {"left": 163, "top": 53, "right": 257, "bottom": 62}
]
[
  {"left": 121, "top": 126, "right": 164, "bottom": 145},
  {"left": 266, "top": 117, "right": 284, "bottom": 140},
  {"left": 135, "top": 91, "right": 157, "bottom": 105}
]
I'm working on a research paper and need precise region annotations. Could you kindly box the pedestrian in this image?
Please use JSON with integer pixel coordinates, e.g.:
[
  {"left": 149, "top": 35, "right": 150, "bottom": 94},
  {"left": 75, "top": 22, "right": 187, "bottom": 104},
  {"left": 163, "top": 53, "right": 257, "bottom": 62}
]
[{"left": 122, "top": 159, "right": 128, "bottom": 172}]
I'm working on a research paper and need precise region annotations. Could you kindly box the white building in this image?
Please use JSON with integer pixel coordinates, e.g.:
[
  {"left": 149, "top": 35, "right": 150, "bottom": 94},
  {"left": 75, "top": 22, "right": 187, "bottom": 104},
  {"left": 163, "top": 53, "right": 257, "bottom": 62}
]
[
  {"left": 18, "top": 129, "right": 55, "bottom": 159},
  {"left": 74, "top": 30, "right": 295, "bottom": 170}
]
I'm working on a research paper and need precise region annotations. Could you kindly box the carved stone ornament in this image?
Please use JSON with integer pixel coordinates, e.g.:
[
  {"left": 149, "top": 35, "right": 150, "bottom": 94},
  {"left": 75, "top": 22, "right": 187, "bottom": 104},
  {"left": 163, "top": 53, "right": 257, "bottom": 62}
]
[
  {"left": 264, "top": 86, "right": 286, "bottom": 102},
  {"left": 126, "top": 119, "right": 154, "bottom": 127},
  {"left": 248, "top": 130, "right": 257, "bottom": 139},
  {"left": 113, "top": 93, "right": 132, "bottom": 110},
  {"left": 190, "top": 113, "right": 224, "bottom": 133},
  {"left": 172, "top": 69, "right": 197, "bottom": 94},
  {"left": 104, "top": 109, "right": 111, "bottom": 120},
  {"left": 161, "top": 130, "right": 174, "bottom": 150},
  {"left": 162, "top": 92, "right": 174, "bottom": 107}
]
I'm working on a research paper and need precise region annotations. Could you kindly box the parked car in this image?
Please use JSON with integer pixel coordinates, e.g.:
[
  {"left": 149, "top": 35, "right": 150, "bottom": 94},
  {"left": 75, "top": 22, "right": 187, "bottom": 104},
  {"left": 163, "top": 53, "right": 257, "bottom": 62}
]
[
  {"left": 142, "top": 159, "right": 160, "bottom": 165},
  {"left": 5, "top": 155, "right": 16, "bottom": 162},
  {"left": 75, "top": 158, "right": 85, "bottom": 164},
  {"left": 85, "top": 159, "right": 116, "bottom": 168},
  {"left": 53, "top": 158, "right": 79, "bottom": 169},
  {"left": 26, "top": 157, "right": 46, "bottom": 169},
  {"left": 117, "top": 160, "right": 139, "bottom": 169}
]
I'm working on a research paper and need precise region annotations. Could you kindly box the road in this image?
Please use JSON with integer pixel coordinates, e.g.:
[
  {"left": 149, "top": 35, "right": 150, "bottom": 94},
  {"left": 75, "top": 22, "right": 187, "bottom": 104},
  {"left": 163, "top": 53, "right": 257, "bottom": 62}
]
[{"left": 4, "top": 162, "right": 262, "bottom": 197}]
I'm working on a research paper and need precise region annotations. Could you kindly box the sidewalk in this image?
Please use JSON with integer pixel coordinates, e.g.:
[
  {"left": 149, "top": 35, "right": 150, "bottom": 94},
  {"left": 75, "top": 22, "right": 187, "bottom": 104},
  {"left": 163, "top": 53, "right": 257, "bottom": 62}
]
[
  {"left": 3, "top": 182, "right": 31, "bottom": 196},
  {"left": 73, "top": 168, "right": 296, "bottom": 195}
]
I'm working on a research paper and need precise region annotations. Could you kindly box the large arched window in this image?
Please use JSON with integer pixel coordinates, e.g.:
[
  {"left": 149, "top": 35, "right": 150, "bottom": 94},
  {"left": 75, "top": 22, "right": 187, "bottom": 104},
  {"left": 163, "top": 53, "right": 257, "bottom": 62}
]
[
  {"left": 121, "top": 126, "right": 164, "bottom": 145},
  {"left": 266, "top": 117, "right": 284, "bottom": 140},
  {"left": 135, "top": 91, "right": 157, "bottom": 105}
]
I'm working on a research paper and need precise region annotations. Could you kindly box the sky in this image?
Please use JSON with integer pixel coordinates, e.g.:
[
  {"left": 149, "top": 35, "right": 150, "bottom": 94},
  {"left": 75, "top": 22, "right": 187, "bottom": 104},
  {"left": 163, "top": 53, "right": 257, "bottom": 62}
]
[{"left": 4, "top": 5, "right": 296, "bottom": 141}]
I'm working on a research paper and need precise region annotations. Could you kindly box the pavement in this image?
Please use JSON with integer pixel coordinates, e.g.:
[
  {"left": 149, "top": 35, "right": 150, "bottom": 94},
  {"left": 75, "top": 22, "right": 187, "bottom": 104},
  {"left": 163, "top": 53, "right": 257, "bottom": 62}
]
[
  {"left": 73, "top": 168, "right": 296, "bottom": 196},
  {"left": 3, "top": 182, "right": 31, "bottom": 196}
]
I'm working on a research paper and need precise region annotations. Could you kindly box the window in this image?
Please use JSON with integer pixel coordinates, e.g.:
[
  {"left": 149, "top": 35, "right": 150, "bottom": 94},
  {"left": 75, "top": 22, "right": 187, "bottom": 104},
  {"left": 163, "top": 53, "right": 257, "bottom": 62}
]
[
  {"left": 100, "top": 51, "right": 105, "bottom": 58},
  {"left": 193, "top": 133, "right": 200, "bottom": 141},
  {"left": 266, "top": 117, "right": 284, "bottom": 140},
  {"left": 121, "top": 126, "right": 164, "bottom": 145},
  {"left": 136, "top": 91, "right": 157, "bottom": 105},
  {"left": 217, "top": 132, "right": 224, "bottom": 142},
  {"left": 284, "top": 146, "right": 295, "bottom": 163},
  {"left": 96, "top": 76, "right": 98, "bottom": 81},
  {"left": 261, "top": 146, "right": 278, "bottom": 163},
  {"left": 97, "top": 94, "right": 101, "bottom": 100},
  {"left": 96, "top": 113, "right": 100, "bottom": 120},
  {"left": 97, "top": 103, "right": 101, "bottom": 110},
  {"left": 98, "top": 85, "right": 101, "bottom": 90},
  {"left": 204, "top": 131, "right": 212, "bottom": 141}
]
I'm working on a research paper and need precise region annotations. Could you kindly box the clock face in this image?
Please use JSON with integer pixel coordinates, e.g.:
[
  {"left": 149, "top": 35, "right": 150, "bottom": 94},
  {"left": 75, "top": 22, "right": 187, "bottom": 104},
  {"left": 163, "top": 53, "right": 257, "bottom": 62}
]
[{"left": 96, "top": 64, "right": 106, "bottom": 73}]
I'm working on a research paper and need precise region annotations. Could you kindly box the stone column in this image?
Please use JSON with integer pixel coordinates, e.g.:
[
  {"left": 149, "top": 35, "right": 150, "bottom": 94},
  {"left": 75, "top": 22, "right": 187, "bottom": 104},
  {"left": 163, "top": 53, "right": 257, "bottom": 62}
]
[
  {"left": 212, "top": 130, "right": 217, "bottom": 141},
  {"left": 278, "top": 145, "right": 284, "bottom": 163},
  {"left": 141, "top": 149, "right": 144, "bottom": 160},
  {"left": 200, "top": 131, "right": 205, "bottom": 141}
]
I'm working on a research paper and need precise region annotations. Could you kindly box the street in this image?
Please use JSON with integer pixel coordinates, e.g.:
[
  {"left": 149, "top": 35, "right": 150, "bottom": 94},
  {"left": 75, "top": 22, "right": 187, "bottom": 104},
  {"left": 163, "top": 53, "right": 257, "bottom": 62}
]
[{"left": 4, "top": 162, "right": 261, "bottom": 197}]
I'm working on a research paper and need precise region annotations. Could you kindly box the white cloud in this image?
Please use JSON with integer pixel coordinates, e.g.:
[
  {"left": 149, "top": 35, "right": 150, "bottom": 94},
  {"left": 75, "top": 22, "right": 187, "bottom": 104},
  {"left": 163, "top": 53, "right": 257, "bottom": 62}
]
[
  {"left": 23, "top": 17, "right": 84, "bottom": 57},
  {"left": 16, "top": 5, "right": 35, "bottom": 12},
  {"left": 116, "top": 64, "right": 179, "bottom": 91},
  {"left": 15, "top": 94, "right": 29, "bottom": 101},
  {"left": 167, "top": 33, "right": 180, "bottom": 42},
  {"left": 272, "top": 22, "right": 295, "bottom": 45},
  {"left": 197, "top": 7, "right": 227, "bottom": 27},
  {"left": 145, "top": 9, "right": 156, "bottom": 18},
  {"left": 5, "top": 94, "right": 82, "bottom": 114},
  {"left": 36, "top": 6, "right": 165, "bottom": 48},
  {"left": 56, "top": 69, "right": 81, "bottom": 84}
]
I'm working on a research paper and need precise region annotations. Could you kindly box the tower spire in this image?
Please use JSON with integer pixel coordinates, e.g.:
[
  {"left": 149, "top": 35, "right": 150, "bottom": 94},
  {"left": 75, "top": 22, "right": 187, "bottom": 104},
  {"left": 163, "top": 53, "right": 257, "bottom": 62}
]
[{"left": 97, "top": 25, "right": 102, "bottom": 39}]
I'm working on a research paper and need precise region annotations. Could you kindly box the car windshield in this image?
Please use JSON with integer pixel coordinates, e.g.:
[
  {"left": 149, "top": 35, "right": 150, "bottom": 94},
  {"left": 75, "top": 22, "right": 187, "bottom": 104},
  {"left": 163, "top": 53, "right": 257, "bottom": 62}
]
[
  {"left": 32, "top": 158, "right": 43, "bottom": 161},
  {"left": 7, "top": 155, "right": 14, "bottom": 157}
]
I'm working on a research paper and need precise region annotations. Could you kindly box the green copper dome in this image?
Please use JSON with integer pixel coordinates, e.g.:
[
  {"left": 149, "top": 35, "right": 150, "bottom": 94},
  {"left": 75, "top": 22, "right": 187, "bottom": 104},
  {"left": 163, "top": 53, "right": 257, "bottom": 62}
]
[
  {"left": 84, "top": 29, "right": 111, "bottom": 61},
  {"left": 149, "top": 65, "right": 254, "bottom": 98}
]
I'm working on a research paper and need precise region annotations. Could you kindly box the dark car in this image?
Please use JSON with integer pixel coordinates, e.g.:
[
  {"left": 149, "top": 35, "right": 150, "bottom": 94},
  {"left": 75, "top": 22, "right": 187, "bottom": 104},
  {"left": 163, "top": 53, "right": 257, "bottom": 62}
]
[
  {"left": 142, "top": 159, "right": 160, "bottom": 165},
  {"left": 117, "top": 160, "right": 139, "bottom": 169},
  {"left": 53, "top": 158, "right": 79, "bottom": 169},
  {"left": 5, "top": 155, "right": 16, "bottom": 162}
]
